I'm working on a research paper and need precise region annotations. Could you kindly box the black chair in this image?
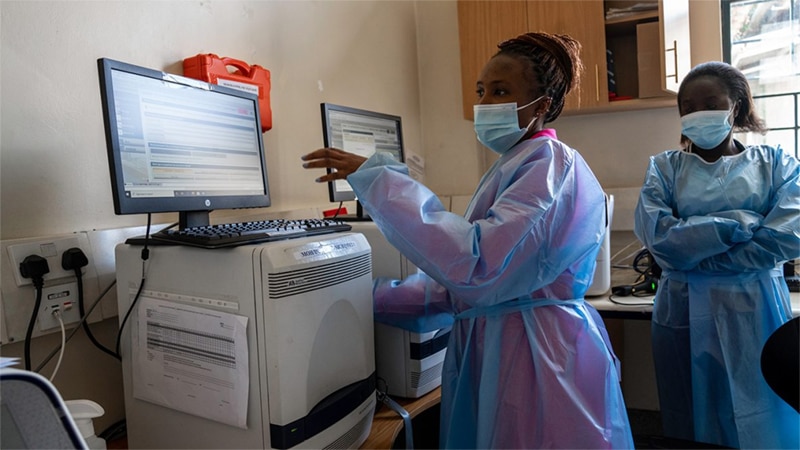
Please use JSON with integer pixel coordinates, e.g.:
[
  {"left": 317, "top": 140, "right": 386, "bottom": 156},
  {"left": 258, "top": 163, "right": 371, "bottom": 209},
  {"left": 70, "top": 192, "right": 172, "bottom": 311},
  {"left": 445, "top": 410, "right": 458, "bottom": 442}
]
[{"left": 760, "top": 316, "right": 800, "bottom": 412}]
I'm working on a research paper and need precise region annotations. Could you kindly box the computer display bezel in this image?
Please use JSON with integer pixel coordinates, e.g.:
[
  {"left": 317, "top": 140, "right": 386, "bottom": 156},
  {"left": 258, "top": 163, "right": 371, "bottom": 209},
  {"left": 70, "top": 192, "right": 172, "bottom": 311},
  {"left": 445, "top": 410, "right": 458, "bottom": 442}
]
[
  {"left": 320, "top": 103, "right": 404, "bottom": 205},
  {"left": 98, "top": 57, "right": 271, "bottom": 228}
]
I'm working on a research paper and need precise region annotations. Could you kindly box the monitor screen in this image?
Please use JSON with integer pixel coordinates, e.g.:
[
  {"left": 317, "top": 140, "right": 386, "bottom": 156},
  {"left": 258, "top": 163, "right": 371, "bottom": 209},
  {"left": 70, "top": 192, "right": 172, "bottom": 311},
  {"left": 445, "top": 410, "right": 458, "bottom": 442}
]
[
  {"left": 98, "top": 58, "right": 270, "bottom": 229},
  {"left": 320, "top": 103, "right": 404, "bottom": 218}
]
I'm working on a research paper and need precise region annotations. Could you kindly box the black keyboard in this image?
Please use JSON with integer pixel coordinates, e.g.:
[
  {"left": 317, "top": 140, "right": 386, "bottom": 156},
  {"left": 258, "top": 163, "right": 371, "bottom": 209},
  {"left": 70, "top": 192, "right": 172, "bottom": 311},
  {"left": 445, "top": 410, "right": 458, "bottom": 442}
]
[
  {"left": 152, "top": 218, "right": 352, "bottom": 249},
  {"left": 787, "top": 277, "right": 800, "bottom": 293}
]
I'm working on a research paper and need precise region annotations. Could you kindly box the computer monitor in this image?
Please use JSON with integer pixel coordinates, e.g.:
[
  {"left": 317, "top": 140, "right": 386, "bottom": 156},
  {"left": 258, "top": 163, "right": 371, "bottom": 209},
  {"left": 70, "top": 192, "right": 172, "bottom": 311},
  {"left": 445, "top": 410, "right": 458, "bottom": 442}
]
[
  {"left": 98, "top": 58, "right": 270, "bottom": 230},
  {"left": 320, "top": 103, "right": 404, "bottom": 220}
]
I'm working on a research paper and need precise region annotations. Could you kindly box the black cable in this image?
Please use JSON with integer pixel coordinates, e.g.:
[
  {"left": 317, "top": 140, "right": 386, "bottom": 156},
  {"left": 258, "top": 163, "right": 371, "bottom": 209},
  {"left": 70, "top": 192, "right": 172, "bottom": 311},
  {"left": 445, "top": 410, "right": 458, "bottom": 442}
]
[
  {"left": 331, "top": 201, "right": 344, "bottom": 219},
  {"left": 34, "top": 279, "right": 117, "bottom": 373},
  {"left": 74, "top": 267, "right": 119, "bottom": 360},
  {"left": 24, "top": 278, "right": 45, "bottom": 371},
  {"left": 20, "top": 254, "right": 50, "bottom": 371},
  {"left": 608, "top": 294, "right": 655, "bottom": 306},
  {"left": 611, "top": 249, "right": 661, "bottom": 298},
  {"left": 632, "top": 248, "right": 662, "bottom": 278},
  {"left": 116, "top": 281, "right": 145, "bottom": 358},
  {"left": 115, "top": 214, "right": 151, "bottom": 358},
  {"left": 98, "top": 418, "right": 127, "bottom": 442},
  {"left": 156, "top": 221, "right": 180, "bottom": 232}
]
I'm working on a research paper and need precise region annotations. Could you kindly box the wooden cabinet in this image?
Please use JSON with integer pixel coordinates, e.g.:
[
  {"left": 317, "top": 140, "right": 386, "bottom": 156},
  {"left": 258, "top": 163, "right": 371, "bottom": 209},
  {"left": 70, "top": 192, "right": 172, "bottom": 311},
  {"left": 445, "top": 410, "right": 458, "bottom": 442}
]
[
  {"left": 659, "top": 0, "right": 691, "bottom": 93},
  {"left": 456, "top": 1, "right": 528, "bottom": 121},
  {"left": 456, "top": 0, "right": 691, "bottom": 119},
  {"left": 527, "top": 1, "right": 608, "bottom": 111}
]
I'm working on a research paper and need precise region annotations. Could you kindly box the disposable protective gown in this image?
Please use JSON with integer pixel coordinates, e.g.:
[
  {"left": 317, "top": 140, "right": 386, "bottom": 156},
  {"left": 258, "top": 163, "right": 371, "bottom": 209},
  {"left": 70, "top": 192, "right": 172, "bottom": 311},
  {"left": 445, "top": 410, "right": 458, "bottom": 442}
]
[
  {"left": 348, "top": 130, "right": 634, "bottom": 449},
  {"left": 634, "top": 144, "right": 800, "bottom": 449}
]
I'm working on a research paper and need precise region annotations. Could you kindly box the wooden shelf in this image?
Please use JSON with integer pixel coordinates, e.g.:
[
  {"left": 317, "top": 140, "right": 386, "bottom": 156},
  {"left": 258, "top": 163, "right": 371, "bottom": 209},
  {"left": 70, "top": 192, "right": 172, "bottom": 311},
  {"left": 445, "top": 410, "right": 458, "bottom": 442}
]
[
  {"left": 606, "top": 11, "right": 659, "bottom": 36},
  {"left": 360, "top": 387, "right": 442, "bottom": 449},
  {"left": 562, "top": 96, "right": 676, "bottom": 117},
  {"left": 605, "top": 10, "right": 659, "bottom": 26}
]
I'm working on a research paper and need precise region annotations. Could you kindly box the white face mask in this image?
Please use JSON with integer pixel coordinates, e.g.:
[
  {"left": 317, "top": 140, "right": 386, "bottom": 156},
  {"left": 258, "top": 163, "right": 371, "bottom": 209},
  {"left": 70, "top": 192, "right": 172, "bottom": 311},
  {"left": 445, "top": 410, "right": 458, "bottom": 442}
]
[{"left": 473, "top": 96, "right": 544, "bottom": 154}]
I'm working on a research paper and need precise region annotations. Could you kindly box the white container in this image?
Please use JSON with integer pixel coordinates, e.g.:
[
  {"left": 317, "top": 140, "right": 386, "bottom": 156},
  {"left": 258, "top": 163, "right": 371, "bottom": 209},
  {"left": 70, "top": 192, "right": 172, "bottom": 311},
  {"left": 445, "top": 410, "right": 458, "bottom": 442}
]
[
  {"left": 65, "top": 399, "right": 106, "bottom": 450},
  {"left": 587, "top": 193, "right": 614, "bottom": 297}
]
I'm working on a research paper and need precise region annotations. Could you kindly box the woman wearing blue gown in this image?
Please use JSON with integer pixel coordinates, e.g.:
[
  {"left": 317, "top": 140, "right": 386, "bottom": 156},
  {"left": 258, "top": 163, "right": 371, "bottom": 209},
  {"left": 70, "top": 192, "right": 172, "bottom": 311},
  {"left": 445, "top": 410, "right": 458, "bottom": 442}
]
[
  {"left": 303, "top": 32, "right": 633, "bottom": 449},
  {"left": 634, "top": 61, "right": 800, "bottom": 449}
]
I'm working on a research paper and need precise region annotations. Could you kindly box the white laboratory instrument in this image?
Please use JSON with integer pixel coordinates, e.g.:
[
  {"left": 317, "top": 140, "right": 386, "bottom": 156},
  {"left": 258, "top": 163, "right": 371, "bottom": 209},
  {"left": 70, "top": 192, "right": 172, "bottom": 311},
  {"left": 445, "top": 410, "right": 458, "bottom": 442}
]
[
  {"left": 374, "top": 322, "right": 450, "bottom": 398},
  {"left": 587, "top": 194, "right": 615, "bottom": 297},
  {"left": 347, "top": 222, "right": 447, "bottom": 399},
  {"left": 115, "top": 233, "right": 376, "bottom": 449}
]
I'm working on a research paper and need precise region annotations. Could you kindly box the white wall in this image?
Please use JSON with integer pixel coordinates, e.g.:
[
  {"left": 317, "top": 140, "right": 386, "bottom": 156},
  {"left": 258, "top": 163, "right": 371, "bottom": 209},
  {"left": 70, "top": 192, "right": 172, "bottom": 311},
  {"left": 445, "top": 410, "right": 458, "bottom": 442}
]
[
  {"left": 1, "top": 0, "right": 423, "bottom": 239},
  {"left": 414, "top": 1, "right": 487, "bottom": 196}
]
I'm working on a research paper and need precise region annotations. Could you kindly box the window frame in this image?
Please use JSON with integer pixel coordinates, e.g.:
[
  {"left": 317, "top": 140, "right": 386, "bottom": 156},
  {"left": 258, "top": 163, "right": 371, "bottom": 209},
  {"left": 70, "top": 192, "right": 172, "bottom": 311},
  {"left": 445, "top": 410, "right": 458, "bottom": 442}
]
[{"left": 721, "top": 0, "right": 799, "bottom": 158}]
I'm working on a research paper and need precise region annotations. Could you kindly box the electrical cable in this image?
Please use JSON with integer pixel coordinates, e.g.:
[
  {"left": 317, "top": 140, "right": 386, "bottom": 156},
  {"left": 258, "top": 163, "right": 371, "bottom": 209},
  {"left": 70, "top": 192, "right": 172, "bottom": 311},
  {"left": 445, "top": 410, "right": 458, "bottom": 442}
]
[
  {"left": 20, "top": 255, "right": 50, "bottom": 371},
  {"left": 154, "top": 221, "right": 179, "bottom": 233},
  {"left": 98, "top": 419, "right": 127, "bottom": 443},
  {"left": 24, "top": 281, "right": 44, "bottom": 371},
  {"left": 115, "top": 214, "right": 152, "bottom": 359},
  {"left": 34, "top": 279, "right": 117, "bottom": 373},
  {"left": 375, "top": 377, "right": 414, "bottom": 450},
  {"left": 632, "top": 248, "right": 661, "bottom": 278},
  {"left": 330, "top": 201, "right": 344, "bottom": 219},
  {"left": 611, "top": 246, "right": 648, "bottom": 271},
  {"left": 72, "top": 265, "right": 119, "bottom": 360},
  {"left": 610, "top": 248, "right": 660, "bottom": 300},
  {"left": 608, "top": 294, "right": 655, "bottom": 306},
  {"left": 49, "top": 309, "right": 66, "bottom": 382},
  {"left": 609, "top": 238, "right": 643, "bottom": 267}
]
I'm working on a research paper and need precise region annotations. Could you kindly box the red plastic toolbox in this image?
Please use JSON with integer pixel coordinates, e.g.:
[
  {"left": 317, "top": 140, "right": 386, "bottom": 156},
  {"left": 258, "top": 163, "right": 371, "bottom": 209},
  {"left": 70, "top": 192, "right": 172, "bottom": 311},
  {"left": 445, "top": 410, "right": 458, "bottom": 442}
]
[{"left": 183, "top": 54, "right": 272, "bottom": 132}]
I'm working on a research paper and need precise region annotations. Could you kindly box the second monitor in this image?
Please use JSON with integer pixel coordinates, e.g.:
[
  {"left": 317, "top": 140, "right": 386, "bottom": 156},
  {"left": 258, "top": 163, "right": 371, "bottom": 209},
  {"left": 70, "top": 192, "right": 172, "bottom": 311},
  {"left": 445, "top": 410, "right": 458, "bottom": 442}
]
[{"left": 320, "top": 103, "right": 405, "bottom": 220}]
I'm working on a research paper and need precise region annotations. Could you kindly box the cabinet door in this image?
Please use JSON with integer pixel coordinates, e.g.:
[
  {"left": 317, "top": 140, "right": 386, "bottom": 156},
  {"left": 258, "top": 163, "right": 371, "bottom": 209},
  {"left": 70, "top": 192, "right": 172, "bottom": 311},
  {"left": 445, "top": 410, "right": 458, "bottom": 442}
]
[
  {"left": 526, "top": 0, "right": 608, "bottom": 111},
  {"left": 659, "top": 0, "right": 691, "bottom": 93},
  {"left": 457, "top": 0, "right": 528, "bottom": 120}
]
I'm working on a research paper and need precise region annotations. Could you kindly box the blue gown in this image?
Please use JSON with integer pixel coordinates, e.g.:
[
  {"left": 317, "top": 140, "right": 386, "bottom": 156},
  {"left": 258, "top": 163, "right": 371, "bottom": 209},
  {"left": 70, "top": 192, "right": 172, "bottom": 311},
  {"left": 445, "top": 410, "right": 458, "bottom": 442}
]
[
  {"left": 348, "top": 130, "right": 634, "bottom": 449},
  {"left": 634, "top": 143, "right": 800, "bottom": 449}
]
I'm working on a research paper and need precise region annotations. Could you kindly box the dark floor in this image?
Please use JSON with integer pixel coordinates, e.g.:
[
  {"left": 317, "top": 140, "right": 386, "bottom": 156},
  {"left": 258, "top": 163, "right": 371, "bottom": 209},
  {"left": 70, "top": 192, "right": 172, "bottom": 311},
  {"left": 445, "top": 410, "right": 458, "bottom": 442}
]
[
  {"left": 392, "top": 407, "right": 729, "bottom": 450},
  {"left": 111, "top": 407, "right": 731, "bottom": 449},
  {"left": 629, "top": 408, "right": 666, "bottom": 449},
  {"left": 629, "top": 409, "right": 730, "bottom": 449}
]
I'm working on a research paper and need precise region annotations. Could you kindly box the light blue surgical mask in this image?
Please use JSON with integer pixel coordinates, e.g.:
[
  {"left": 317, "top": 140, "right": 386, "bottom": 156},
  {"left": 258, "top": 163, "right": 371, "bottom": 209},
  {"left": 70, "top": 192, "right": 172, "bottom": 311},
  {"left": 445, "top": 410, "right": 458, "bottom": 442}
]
[
  {"left": 474, "top": 96, "right": 544, "bottom": 155},
  {"left": 681, "top": 108, "right": 734, "bottom": 150}
]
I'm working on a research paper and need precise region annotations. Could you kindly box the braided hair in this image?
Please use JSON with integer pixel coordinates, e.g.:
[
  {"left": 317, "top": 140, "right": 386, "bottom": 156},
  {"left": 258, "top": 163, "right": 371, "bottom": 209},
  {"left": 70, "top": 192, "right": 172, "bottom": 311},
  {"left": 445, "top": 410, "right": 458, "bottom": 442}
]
[{"left": 496, "top": 32, "right": 583, "bottom": 123}]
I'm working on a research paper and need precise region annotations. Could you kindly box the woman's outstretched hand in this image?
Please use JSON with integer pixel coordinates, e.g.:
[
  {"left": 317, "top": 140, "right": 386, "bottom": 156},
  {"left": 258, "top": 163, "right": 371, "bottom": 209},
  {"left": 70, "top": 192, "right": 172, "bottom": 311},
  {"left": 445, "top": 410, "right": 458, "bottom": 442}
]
[{"left": 301, "top": 148, "right": 367, "bottom": 182}]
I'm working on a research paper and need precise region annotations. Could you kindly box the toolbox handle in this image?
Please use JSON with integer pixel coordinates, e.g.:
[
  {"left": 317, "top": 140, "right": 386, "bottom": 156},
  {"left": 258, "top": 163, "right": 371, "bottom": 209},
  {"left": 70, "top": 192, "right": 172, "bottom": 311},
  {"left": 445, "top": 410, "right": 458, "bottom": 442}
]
[{"left": 220, "top": 57, "right": 253, "bottom": 77}]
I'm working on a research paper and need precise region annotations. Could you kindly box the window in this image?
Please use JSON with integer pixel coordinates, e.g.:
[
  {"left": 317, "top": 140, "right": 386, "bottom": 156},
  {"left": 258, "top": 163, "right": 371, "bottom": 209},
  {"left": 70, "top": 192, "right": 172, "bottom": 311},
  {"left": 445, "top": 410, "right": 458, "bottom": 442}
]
[{"left": 722, "top": 0, "right": 800, "bottom": 157}]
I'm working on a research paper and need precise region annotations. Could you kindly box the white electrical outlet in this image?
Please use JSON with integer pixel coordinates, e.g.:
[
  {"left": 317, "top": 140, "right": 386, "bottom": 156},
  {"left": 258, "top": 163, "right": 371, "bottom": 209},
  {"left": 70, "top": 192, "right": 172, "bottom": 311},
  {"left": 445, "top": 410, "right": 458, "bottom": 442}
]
[
  {"left": 38, "top": 281, "right": 81, "bottom": 331},
  {"left": 1, "top": 225, "right": 170, "bottom": 343},
  {"left": 1, "top": 232, "right": 102, "bottom": 343},
  {"left": 7, "top": 235, "right": 90, "bottom": 287}
]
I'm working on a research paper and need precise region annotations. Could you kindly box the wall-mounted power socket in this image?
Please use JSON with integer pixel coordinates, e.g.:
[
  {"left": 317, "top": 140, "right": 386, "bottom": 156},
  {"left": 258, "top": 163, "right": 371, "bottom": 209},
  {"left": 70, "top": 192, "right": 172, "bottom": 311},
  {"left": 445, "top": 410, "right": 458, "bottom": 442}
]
[
  {"left": 6, "top": 235, "right": 91, "bottom": 287},
  {"left": 1, "top": 224, "right": 170, "bottom": 344},
  {"left": 1, "top": 232, "right": 102, "bottom": 344},
  {"left": 38, "top": 281, "right": 81, "bottom": 331}
]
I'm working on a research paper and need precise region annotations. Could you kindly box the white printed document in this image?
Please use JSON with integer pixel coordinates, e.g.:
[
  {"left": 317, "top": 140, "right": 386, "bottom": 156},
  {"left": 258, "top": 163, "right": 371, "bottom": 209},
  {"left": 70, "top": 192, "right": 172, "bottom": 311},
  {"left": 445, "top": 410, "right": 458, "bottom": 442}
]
[{"left": 132, "top": 296, "right": 249, "bottom": 428}]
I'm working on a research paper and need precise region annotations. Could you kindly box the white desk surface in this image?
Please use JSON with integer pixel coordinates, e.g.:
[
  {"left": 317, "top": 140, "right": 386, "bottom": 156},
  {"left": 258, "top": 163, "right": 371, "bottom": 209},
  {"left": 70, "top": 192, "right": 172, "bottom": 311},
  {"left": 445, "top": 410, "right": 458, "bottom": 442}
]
[{"left": 587, "top": 291, "right": 800, "bottom": 318}]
